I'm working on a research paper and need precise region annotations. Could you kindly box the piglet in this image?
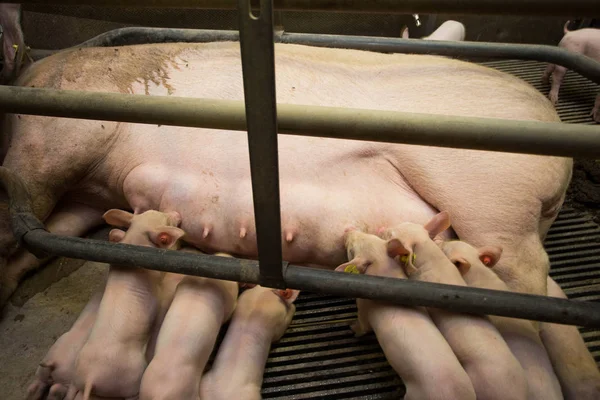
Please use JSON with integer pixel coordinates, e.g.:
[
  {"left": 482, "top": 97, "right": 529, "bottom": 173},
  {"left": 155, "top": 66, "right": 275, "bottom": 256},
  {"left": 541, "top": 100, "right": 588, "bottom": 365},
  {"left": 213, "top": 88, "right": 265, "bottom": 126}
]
[
  {"left": 139, "top": 251, "right": 239, "bottom": 400},
  {"left": 540, "top": 276, "right": 600, "bottom": 399},
  {"left": 542, "top": 26, "right": 600, "bottom": 122},
  {"left": 332, "top": 229, "right": 475, "bottom": 400},
  {"left": 381, "top": 212, "right": 528, "bottom": 400},
  {"left": 73, "top": 209, "right": 185, "bottom": 399},
  {"left": 438, "top": 239, "right": 563, "bottom": 400},
  {"left": 26, "top": 284, "right": 105, "bottom": 400},
  {"left": 200, "top": 285, "right": 299, "bottom": 400},
  {"left": 402, "top": 20, "right": 466, "bottom": 41}
]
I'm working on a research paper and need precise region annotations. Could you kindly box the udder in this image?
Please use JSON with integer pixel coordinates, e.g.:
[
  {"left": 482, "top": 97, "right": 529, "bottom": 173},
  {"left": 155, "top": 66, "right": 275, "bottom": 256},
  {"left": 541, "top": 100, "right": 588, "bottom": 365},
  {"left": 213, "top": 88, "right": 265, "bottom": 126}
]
[{"left": 123, "top": 146, "right": 441, "bottom": 267}]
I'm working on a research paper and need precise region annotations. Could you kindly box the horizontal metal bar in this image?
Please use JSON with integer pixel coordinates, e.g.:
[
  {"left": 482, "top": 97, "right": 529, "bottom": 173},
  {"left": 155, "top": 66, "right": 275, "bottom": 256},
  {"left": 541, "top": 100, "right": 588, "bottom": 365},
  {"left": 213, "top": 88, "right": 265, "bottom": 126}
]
[
  {"left": 19, "top": 229, "right": 600, "bottom": 328},
  {"left": 238, "top": 0, "right": 285, "bottom": 288},
  {"left": 2, "top": 85, "right": 600, "bottom": 158},
  {"left": 31, "top": 28, "right": 600, "bottom": 86},
  {"left": 12, "top": 0, "right": 600, "bottom": 16},
  {"left": 279, "top": 32, "right": 600, "bottom": 85},
  {"left": 1, "top": 165, "right": 598, "bottom": 328}
]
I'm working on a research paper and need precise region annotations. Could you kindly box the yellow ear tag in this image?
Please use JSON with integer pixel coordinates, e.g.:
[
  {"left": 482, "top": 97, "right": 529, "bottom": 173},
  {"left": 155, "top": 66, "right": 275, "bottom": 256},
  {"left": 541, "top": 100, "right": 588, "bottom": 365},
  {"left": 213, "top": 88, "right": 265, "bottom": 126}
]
[
  {"left": 344, "top": 264, "right": 360, "bottom": 274},
  {"left": 399, "top": 254, "right": 416, "bottom": 265}
]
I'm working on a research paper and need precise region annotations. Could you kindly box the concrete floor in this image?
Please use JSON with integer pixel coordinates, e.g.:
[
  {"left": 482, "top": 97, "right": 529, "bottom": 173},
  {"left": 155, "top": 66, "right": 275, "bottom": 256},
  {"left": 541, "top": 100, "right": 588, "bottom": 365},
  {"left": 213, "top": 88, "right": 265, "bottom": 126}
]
[{"left": 0, "top": 260, "right": 107, "bottom": 400}]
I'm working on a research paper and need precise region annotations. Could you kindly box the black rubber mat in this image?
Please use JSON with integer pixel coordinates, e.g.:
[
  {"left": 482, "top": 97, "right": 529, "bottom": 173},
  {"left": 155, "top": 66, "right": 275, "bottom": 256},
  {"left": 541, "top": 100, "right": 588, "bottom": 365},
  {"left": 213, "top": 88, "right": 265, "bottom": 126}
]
[{"left": 254, "top": 61, "right": 600, "bottom": 399}]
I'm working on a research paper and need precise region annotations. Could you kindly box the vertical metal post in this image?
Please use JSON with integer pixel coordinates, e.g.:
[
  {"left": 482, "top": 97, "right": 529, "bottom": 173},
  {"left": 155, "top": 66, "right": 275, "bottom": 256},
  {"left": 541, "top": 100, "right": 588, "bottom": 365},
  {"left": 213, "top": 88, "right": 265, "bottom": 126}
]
[{"left": 237, "top": 0, "right": 286, "bottom": 288}]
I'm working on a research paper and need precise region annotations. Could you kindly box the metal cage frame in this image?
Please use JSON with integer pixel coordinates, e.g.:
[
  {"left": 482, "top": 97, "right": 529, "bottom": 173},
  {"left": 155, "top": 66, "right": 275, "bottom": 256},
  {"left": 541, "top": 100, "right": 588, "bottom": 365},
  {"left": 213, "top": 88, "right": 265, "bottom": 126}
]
[{"left": 1, "top": 0, "right": 600, "bottom": 327}]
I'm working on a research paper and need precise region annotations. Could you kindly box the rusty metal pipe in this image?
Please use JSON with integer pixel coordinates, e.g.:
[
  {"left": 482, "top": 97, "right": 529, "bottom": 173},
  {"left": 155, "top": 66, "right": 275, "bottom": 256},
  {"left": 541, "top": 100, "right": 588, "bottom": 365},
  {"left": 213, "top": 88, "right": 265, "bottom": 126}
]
[
  {"left": 1, "top": 85, "right": 600, "bottom": 158},
  {"left": 11, "top": 0, "right": 600, "bottom": 16}
]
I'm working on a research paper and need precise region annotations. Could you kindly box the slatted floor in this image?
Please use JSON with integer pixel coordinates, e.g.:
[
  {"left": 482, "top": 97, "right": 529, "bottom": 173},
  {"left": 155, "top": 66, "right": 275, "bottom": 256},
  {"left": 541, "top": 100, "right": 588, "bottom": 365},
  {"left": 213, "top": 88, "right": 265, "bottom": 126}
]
[{"left": 220, "top": 60, "right": 600, "bottom": 398}]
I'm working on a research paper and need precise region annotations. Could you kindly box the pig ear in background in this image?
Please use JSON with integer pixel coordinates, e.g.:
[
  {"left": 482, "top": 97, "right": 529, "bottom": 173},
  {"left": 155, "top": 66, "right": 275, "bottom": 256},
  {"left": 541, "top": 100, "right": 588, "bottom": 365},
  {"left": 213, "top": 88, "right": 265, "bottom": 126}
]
[
  {"left": 401, "top": 26, "right": 410, "bottom": 39},
  {"left": 386, "top": 238, "right": 410, "bottom": 258},
  {"left": 149, "top": 226, "right": 186, "bottom": 249},
  {"left": 275, "top": 289, "right": 300, "bottom": 304},
  {"left": 103, "top": 209, "right": 134, "bottom": 228},
  {"left": 423, "top": 211, "right": 452, "bottom": 239},
  {"left": 108, "top": 229, "right": 126, "bottom": 243},
  {"left": 450, "top": 256, "right": 471, "bottom": 275},
  {"left": 478, "top": 246, "right": 503, "bottom": 267},
  {"left": 165, "top": 211, "right": 182, "bottom": 227}
]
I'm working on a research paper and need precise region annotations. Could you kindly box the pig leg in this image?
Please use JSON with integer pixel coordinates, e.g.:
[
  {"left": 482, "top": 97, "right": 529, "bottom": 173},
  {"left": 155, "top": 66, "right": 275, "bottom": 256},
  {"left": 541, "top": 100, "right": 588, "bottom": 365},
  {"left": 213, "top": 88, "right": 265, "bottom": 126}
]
[
  {"left": 0, "top": 3, "right": 25, "bottom": 83},
  {"left": 591, "top": 92, "right": 600, "bottom": 123},
  {"left": 139, "top": 276, "right": 238, "bottom": 400},
  {"left": 540, "top": 277, "right": 600, "bottom": 399},
  {"left": 548, "top": 65, "right": 567, "bottom": 105},
  {"left": 72, "top": 266, "right": 163, "bottom": 399},
  {"left": 542, "top": 63, "right": 555, "bottom": 85},
  {"left": 27, "top": 282, "right": 105, "bottom": 400},
  {"left": 1, "top": 201, "right": 103, "bottom": 306},
  {"left": 0, "top": 116, "right": 118, "bottom": 301}
]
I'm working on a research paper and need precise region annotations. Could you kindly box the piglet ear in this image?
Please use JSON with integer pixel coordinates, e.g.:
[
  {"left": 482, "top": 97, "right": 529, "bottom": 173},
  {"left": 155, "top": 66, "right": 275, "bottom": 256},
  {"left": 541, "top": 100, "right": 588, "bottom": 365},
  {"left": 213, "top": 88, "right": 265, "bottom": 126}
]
[
  {"left": 423, "top": 211, "right": 451, "bottom": 239},
  {"left": 386, "top": 238, "right": 410, "bottom": 258},
  {"left": 478, "top": 246, "right": 503, "bottom": 267},
  {"left": 165, "top": 211, "right": 182, "bottom": 227},
  {"left": 401, "top": 26, "right": 410, "bottom": 39},
  {"left": 239, "top": 282, "right": 257, "bottom": 289},
  {"left": 275, "top": 289, "right": 300, "bottom": 305},
  {"left": 108, "top": 229, "right": 126, "bottom": 243},
  {"left": 149, "top": 226, "right": 186, "bottom": 249},
  {"left": 103, "top": 209, "right": 134, "bottom": 228},
  {"left": 451, "top": 256, "right": 471, "bottom": 275}
]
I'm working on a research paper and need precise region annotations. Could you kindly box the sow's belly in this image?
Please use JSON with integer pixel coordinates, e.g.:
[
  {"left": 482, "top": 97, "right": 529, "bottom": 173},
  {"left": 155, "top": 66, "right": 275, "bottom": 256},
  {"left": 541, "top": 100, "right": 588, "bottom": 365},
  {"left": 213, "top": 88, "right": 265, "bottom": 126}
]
[{"left": 157, "top": 164, "right": 439, "bottom": 268}]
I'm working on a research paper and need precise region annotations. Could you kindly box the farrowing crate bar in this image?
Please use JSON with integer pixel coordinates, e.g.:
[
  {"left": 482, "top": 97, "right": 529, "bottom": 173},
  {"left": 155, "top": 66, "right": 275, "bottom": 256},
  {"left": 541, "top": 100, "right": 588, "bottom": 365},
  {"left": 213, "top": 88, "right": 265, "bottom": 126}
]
[
  {"left": 0, "top": 0, "right": 599, "bottom": 327},
  {"left": 10, "top": 0, "right": 600, "bottom": 16}
]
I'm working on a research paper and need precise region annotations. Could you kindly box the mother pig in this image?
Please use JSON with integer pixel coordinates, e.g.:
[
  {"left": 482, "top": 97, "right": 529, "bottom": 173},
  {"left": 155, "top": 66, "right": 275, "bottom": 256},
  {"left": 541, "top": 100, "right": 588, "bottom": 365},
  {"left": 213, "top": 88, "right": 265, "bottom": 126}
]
[{"left": 0, "top": 41, "right": 570, "bottom": 300}]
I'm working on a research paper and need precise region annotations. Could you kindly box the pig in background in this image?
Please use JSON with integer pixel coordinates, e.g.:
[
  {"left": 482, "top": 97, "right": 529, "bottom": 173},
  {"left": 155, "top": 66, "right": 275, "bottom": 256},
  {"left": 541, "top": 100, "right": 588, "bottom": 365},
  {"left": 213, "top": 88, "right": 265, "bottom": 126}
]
[
  {"left": 0, "top": 3, "right": 28, "bottom": 84},
  {"left": 543, "top": 21, "right": 600, "bottom": 122},
  {"left": 401, "top": 20, "right": 466, "bottom": 41}
]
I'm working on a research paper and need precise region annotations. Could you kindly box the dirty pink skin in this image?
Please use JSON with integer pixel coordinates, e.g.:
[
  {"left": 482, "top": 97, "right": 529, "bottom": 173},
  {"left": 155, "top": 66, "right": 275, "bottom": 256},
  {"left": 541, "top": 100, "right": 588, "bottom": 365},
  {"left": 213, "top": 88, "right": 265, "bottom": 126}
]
[
  {"left": 402, "top": 20, "right": 466, "bottom": 41},
  {"left": 1, "top": 42, "right": 571, "bottom": 304},
  {"left": 0, "top": 3, "right": 26, "bottom": 83},
  {"left": 72, "top": 209, "right": 185, "bottom": 399},
  {"left": 26, "top": 283, "right": 105, "bottom": 400},
  {"left": 542, "top": 26, "right": 600, "bottom": 122},
  {"left": 139, "top": 253, "right": 238, "bottom": 400},
  {"left": 0, "top": 201, "right": 103, "bottom": 306},
  {"left": 381, "top": 212, "right": 528, "bottom": 400},
  {"left": 438, "top": 239, "right": 563, "bottom": 400},
  {"left": 540, "top": 277, "right": 600, "bottom": 400},
  {"left": 200, "top": 285, "right": 300, "bottom": 400},
  {"left": 0, "top": 41, "right": 572, "bottom": 396},
  {"left": 333, "top": 229, "right": 475, "bottom": 400}
]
